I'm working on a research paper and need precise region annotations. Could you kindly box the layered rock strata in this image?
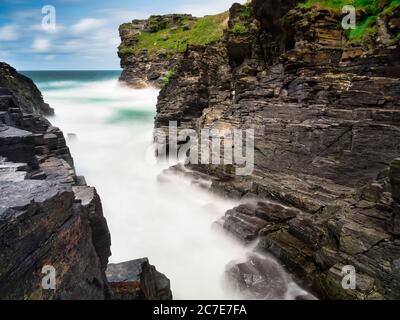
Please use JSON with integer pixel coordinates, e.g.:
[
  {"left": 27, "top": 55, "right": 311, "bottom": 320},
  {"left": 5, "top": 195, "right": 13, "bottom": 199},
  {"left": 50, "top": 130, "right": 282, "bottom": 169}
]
[
  {"left": 118, "top": 15, "right": 196, "bottom": 88},
  {"left": 0, "top": 63, "right": 171, "bottom": 300},
  {"left": 0, "top": 62, "right": 112, "bottom": 299},
  {"left": 120, "top": 0, "right": 400, "bottom": 299},
  {"left": 106, "top": 258, "right": 172, "bottom": 300}
]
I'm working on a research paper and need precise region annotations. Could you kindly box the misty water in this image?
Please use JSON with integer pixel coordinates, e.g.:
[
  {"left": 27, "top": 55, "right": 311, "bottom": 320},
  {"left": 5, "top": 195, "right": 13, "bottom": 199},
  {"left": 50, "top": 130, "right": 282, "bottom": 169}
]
[{"left": 23, "top": 71, "right": 311, "bottom": 300}]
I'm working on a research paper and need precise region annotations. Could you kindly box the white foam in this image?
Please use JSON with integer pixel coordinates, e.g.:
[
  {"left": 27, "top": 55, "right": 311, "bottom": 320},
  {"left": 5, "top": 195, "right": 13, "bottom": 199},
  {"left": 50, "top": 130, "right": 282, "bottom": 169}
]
[{"left": 43, "top": 77, "right": 310, "bottom": 300}]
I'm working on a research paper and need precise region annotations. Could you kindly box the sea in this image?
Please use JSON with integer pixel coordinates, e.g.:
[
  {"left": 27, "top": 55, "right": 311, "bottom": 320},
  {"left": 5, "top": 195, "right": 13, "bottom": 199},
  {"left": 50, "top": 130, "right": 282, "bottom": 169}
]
[{"left": 21, "top": 70, "right": 310, "bottom": 300}]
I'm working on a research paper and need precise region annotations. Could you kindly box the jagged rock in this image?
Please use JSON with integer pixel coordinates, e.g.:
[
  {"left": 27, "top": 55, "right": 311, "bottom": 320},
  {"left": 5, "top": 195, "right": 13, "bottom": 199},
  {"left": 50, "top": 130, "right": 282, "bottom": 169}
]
[
  {"left": 0, "top": 64, "right": 111, "bottom": 299},
  {"left": 142, "top": 1, "right": 400, "bottom": 300},
  {"left": 0, "top": 180, "right": 106, "bottom": 299},
  {"left": 116, "top": 0, "right": 400, "bottom": 299},
  {"left": 320, "top": 263, "right": 388, "bottom": 300},
  {"left": 118, "top": 15, "right": 194, "bottom": 88},
  {"left": 106, "top": 258, "right": 172, "bottom": 300},
  {"left": 223, "top": 201, "right": 299, "bottom": 243},
  {"left": 0, "top": 63, "right": 53, "bottom": 115},
  {"left": 225, "top": 253, "right": 316, "bottom": 300},
  {"left": 73, "top": 186, "right": 111, "bottom": 271}
]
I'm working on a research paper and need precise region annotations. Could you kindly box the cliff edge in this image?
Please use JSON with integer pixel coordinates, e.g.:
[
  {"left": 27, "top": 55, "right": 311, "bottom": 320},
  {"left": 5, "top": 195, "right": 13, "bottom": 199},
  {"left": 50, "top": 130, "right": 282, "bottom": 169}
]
[
  {"left": 119, "top": 0, "right": 400, "bottom": 299},
  {"left": 0, "top": 63, "right": 172, "bottom": 300}
]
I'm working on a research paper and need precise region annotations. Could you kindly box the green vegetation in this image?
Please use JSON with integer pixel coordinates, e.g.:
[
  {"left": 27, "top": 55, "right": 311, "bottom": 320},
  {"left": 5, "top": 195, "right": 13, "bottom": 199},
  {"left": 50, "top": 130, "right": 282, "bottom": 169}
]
[
  {"left": 231, "top": 23, "right": 248, "bottom": 34},
  {"left": 299, "top": 0, "right": 400, "bottom": 43},
  {"left": 299, "top": 0, "right": 380, "bottom": 13},
  {"left": 120, "top": 12, "right": 229, "bottom": 56},
  {"left": 242, "top": 3, "right": 251, "bottom": 18},
  {"left": 162, "top": 69, "right": 176, "bottom": 86},
  {"left": 348, "top": 14, "right": 378, "bottom": 42}
]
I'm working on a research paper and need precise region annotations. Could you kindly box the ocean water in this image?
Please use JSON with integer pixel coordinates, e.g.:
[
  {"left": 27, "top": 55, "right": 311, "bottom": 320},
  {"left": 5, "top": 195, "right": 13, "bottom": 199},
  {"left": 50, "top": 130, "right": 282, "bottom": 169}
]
[{"left": 22, "top": 71, "right": 310, "bottom": 300}]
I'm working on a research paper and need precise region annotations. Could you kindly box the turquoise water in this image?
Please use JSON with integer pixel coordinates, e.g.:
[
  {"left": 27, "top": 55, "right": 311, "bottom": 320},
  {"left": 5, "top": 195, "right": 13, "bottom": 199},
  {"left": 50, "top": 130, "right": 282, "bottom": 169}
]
[
  {"left": 22, "top": 71, "right": 309, "bottom": 300},
  {"left": 23, "top": 71, "right": 249, "bottom": 299},
  {"left": 22, "top": 70, "right": 121, "bottom": 90},
  {"left": 23, "top": 71, "right": 155, "bottom": 123}
]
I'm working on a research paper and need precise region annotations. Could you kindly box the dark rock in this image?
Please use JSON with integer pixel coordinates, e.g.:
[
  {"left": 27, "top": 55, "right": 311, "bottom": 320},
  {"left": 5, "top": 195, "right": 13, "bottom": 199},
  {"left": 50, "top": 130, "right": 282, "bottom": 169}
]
[
  {"left": 0, "top": 63, "right": 53, "bottom": 115},
  {"left": 73, "top": 186, "right": 112, "bottom": 271},
  {"left": 0, "top": 65, "right": 111, "bottom": 299},
  {"left": 223, "top": 201, "right": 299, "bottom": 243},
  {"left": 118, "top": 15, "right": 195, "bottom": 88},
  {"left": 106, "top": 258, "right": 172, "bottom": 300},
  {"left": 390, "top": 158, "right": 400, "bottom": 202},
  {"left": 119, "top": 0, "right": 400, "bottom": 300},
  {"left": 225, "top": 253, "right": 316, "bottom": 300}
]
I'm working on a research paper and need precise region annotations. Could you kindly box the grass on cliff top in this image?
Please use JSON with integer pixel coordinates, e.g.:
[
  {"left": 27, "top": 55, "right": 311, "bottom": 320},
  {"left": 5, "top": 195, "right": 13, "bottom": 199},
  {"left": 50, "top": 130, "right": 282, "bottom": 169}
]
[
  {"left": 300, "top": 0, "right": 380, "bottom": 12},
  {"left": 299, "top": 0, "right": 400, "bottom": 43},
  {"left": 120, "top": 12, "right": 229, "bottom": 56}
]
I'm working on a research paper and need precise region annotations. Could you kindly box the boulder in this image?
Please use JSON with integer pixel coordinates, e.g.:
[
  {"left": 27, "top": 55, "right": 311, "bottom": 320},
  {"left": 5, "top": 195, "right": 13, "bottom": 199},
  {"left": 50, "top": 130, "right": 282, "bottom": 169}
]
[{"left": 106, "top": 259, "right": 172, "bottom": 300}]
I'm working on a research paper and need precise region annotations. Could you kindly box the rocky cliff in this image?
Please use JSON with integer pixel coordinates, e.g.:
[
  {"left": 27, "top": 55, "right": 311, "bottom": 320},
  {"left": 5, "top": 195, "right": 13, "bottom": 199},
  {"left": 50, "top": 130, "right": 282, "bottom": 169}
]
[
  {"left": 118, "top": 12, "right": 228, "bottom": 88},
  {"left": 0, "top": 63, "right": 172, "bottom": 300},
  {"left": 0, "top": 62, "right": 111, "bottom": 299},
  {"left": 0, "top": 63, "right": 54, "bottom": 116},
  {"left": 120, "top": 0, "right": 400, "bottom": 299}
]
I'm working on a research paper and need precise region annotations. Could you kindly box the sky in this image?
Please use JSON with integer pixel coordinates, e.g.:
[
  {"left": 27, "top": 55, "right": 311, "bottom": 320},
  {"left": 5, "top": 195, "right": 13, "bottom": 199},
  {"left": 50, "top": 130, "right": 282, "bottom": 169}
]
[{"left": 0, "top": 0, "right": 240, "bottom": 70}]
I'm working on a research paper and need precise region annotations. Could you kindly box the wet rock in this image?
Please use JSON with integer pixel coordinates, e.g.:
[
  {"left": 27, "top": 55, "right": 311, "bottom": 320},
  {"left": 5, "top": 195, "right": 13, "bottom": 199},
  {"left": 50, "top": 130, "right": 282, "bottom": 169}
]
[
  {"left": 223, "top": 201, "right": 299, "bottom": 243},
  {"left": 121, "top": 0, "right": 400, "bottom": 300},
  {"left": 0, "top": 65, "right": 111, "bottom": 299},
  {"left": 106, "top": 258, "right": 172, "bottom": 300},
  {"left": 225, "top": 253, "right": 316, "bottom": 300}
]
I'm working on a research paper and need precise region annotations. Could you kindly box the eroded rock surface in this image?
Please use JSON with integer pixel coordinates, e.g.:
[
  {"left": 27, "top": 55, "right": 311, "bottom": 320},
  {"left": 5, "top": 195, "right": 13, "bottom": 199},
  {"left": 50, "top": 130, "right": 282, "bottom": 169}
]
[
  {"left": 225, "top": 253, "right": 316, "bottom": 300},
  {"left": 141, "top": 1, "right": 400, "bottom": 299},
  {"left": 0, "top": 63, "right": 53, "bottom": 115},
  {"left": 106, "top": 258, "right": 173, "bottom": 300},
  {"left": 118, "top": 15, "right": 196, "bottom": 88},
  {"left": 0, "top": 62, "right": 174, "bottom": 300},
  {"left": 0, "top": 65, "right": 112, "bottom": 299}
]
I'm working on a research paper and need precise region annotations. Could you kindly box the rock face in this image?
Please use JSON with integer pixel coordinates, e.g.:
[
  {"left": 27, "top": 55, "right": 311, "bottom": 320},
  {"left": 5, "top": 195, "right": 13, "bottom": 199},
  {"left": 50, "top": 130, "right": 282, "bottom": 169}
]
[
  {"left": 0, "top": 63, "right": 53, "bottom": 115},
  {"left": 118, "top": 15, "right": 196, "bottom": 88},
  {"left": 119, "top": 1, "right": 400, "bottom": 299},
  {"left": 106, "top": 258, "right": 173, "bottom": 300},
  {"left": 225, "top": 253, "right": 316, "bottom": 300},
  {"left": 0, "top": 63, "right": 112, "bottom": 299},
  {"left": 0, "top": 62, "right": 173, "bottom": 300}
]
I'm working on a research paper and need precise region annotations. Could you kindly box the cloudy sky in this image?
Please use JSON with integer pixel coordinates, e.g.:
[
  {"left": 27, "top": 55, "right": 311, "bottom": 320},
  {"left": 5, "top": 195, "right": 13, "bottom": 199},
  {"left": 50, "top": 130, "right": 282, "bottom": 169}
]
[{"left": 0, "top": 0, "right": 240, "bottom": 70}]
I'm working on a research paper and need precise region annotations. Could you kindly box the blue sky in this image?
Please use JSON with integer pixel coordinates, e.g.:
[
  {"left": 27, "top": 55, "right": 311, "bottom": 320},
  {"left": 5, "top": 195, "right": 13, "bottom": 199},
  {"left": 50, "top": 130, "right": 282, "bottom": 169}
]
[{"left": 0, "top": 0, "right": 240, "bottom": 70}]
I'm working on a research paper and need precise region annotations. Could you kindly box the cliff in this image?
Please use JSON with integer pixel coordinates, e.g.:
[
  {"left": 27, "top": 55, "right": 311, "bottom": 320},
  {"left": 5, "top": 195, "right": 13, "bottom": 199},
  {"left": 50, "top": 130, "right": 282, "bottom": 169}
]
[
  {"left": 0, "top": 63, "right": 54, "bottom": 116},
  {"left": 0, "top": 63, "right": 111, "bottom": 299},
  {"left": 120, "top": 0, "right": 400, "bottom": 299},
  {"left": 0, "top": 63, "right": 172, "bottom": 300},
  {"left": 118, "top": 12, "right": 228, "bottom": 87}
]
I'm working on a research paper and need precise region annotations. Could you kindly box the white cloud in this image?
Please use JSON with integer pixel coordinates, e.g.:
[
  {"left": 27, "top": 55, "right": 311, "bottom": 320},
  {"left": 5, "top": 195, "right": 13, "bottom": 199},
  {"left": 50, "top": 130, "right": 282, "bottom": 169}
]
[
  {"left": 71, "top": 18, "right": 107, "bottom": 34},
  {"left": 0, "top": 25, "right": 20, "bottom": 41},
  {"left": 32, "top": 38, "right": 51, "bottom": 52}
]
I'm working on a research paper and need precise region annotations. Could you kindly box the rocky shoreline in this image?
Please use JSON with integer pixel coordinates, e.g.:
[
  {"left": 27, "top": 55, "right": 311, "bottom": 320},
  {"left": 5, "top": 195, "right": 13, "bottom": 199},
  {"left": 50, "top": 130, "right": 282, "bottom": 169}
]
[
  {"left": 0, "top": 63, "right": 172, "bottom": 300},
  {"left": 119, "top": 0, "right": 400, "bottom": 299}
]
